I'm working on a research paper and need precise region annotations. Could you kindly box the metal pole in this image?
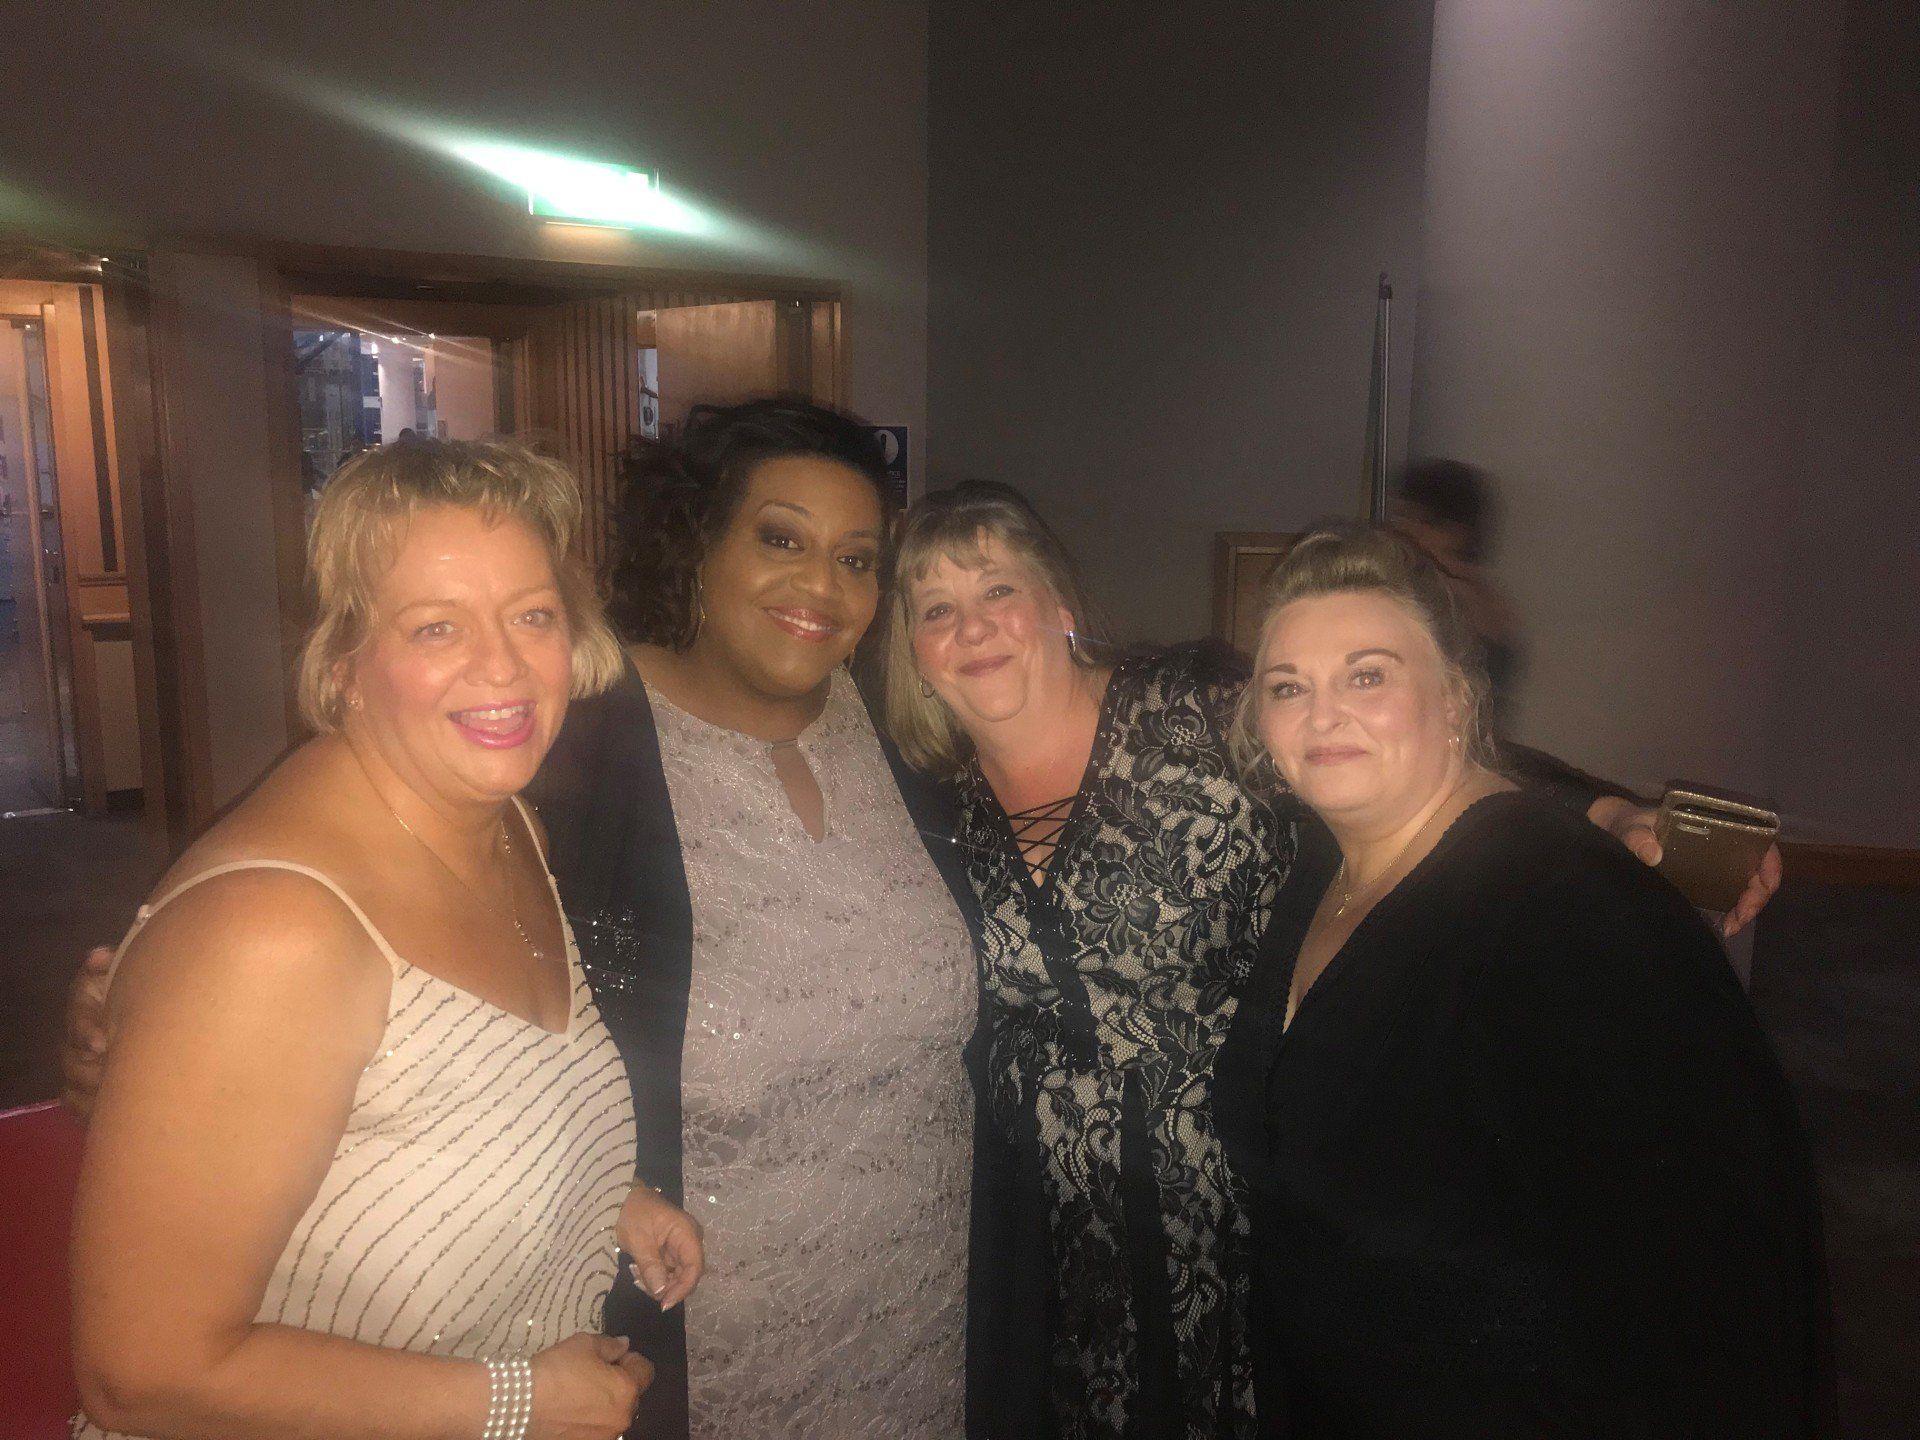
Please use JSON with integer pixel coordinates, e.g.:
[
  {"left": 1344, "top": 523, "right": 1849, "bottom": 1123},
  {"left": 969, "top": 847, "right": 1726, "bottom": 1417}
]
[{"left": 1371, "top": 272, "right": 1392, "bottom": 520}]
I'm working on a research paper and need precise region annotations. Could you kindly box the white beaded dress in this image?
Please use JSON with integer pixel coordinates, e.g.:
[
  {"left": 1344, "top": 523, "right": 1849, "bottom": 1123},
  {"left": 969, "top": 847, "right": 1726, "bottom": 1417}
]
[
  {"left": 647, "top": 669, "right": 975, "bottom": 1438},
  {"left": 73, "top": 816, "right": 637, "bottom": 1440}
]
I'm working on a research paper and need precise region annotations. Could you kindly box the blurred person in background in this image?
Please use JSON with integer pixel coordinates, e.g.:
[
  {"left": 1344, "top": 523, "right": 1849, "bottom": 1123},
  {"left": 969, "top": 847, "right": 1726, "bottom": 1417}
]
[{"left": 1390, "top": 458, "right": 1523, "bottom": 733}]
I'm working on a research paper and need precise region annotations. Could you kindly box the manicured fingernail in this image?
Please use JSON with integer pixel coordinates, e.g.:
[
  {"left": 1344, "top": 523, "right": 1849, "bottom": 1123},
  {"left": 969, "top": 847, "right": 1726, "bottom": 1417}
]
[{"left": 628, "top": 1264, "right": 663, "bottom": 1297}]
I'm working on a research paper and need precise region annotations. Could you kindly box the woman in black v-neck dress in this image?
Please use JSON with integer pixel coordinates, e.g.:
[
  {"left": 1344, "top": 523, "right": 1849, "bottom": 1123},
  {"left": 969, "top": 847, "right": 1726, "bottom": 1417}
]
[{"left": 1213, "top": 525, "right": 1827, "bottom": 1438}]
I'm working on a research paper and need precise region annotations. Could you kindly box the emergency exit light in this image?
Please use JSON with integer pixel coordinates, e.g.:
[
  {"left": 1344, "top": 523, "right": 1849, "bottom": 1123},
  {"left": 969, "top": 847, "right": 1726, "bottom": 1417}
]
[
  {"left": 450, "top": 142, "right": 707, "bottom": 234},
  {"left": 526, "top": 161, "right": 662, "bottom": 226}
]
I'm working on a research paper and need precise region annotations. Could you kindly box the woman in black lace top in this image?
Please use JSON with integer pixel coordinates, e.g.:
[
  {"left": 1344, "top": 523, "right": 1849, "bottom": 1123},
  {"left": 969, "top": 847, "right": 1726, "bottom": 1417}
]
[{"left": 882, "top": 482, "right": 1279, "bottom": 1438}]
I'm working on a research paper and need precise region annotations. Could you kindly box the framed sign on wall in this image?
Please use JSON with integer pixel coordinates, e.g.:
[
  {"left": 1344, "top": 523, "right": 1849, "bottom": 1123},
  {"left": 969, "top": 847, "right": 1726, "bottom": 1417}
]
[{"left": 1211, "top": 531, "right": 1301, "bottom": 659}]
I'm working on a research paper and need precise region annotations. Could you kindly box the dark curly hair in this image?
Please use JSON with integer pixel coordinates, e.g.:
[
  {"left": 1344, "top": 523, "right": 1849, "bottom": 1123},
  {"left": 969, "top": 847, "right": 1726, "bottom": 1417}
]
[{"left": 607, "top": 397, "right": 895, "bottom": 648}]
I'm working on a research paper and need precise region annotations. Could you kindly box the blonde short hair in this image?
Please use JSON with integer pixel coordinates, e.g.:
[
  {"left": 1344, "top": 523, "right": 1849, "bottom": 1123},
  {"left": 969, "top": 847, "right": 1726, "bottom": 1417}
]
[
  {"left": 296, "top": 439, "right": 625, "bottom": 734},
  {"left": 1228, "top": 521, "right": 1496, "bottom": 793},
  {"left": 882, "top": 480, "right": 1110, "bottom": 774}
]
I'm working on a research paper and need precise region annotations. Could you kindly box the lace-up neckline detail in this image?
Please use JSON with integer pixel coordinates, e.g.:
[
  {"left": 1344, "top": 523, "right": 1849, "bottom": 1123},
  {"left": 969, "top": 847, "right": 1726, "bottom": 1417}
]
[{"left": 1005, "top": 794, "right": 1078, "bottom": 886}]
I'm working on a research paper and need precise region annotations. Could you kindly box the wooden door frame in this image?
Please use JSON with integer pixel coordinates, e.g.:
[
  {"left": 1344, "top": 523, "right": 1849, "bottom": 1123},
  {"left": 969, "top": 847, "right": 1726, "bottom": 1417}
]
[
  {"left": 259, "top": 241, "right": 848, "bottom": 731},
  {"left": 101, "top": 254, "right": 215, "bottom": 847},
  {"left": 1, "top": 288, "right": 131, "bottom": 816},
  {"left": 3, "top": 302, "right": 89, "bottom": 812},
  {"left": 0, "top": 249, "right": 199, "bottom": 838}
]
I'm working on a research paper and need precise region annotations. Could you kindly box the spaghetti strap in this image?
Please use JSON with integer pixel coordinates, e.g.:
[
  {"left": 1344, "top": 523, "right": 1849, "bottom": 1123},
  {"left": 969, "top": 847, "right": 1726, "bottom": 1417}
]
[
  {"left": 509, "top": 794, "right": 549, "bottom": 862},
  {"left": 110, "top": 860, "right": 410, "bottom": 989}
]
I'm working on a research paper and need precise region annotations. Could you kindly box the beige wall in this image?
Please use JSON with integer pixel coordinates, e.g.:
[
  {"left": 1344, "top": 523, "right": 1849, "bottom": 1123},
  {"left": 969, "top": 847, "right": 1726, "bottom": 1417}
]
[
  {"left": 930, "top": 0, "right": 1911, "bottom": 845},
  {"left": 6, "top": 0, "right": 929, "bottom": 812},
  {"left": 1409, "top": 0, "right": 1853, "bottom": 821},
  {"left": 1770, "top": 0, "right": 1920, "bottom": 845},
  {"left": 427, "top": 339, "right": 496, "bottom": 440}
]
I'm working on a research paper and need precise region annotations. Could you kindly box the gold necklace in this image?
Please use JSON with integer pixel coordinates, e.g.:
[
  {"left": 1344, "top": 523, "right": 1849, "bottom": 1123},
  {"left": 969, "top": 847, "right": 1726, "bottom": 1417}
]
[
  {"left": 1330, "top": 776, "right": 1471, "bottom": 921},
  {"left": 353, "top": 749, "right": 548, "bottom": 963}
]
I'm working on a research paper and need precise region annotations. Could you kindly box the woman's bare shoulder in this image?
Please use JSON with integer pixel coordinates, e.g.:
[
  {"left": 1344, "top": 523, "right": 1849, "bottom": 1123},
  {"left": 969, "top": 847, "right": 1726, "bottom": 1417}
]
[
  {"left": 110, "top": 859, "right": 391, "bottom": 1057},
  {"left": 122, "top": 741, "right": 391, "bottom": 1005},
  {"left": 156, "top": 740, "right": 364, "bottom": 886}
]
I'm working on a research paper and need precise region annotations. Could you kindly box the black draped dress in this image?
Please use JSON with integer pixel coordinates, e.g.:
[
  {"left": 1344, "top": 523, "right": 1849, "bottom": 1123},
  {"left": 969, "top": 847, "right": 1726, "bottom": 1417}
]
[{"left": 1215, "top": 792, "right": 1831, "bottom": 1438}]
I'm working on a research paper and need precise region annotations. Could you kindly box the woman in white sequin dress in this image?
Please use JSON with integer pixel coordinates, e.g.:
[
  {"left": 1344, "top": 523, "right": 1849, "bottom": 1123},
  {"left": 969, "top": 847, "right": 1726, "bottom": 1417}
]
[
  {"left": 70, "top": 443, "right": 702, "bottom": 1440},
  {"left": 532, "top": 401, "right": 977, "bottom": 1439}
]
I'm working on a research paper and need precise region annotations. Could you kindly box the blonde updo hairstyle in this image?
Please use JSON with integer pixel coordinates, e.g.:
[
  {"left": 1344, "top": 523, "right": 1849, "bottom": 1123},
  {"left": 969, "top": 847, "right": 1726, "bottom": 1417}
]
[
  {"left": 1229, "top": 521, "right": 1497, "bottom": 794},
  {"left": 883, "top": 479, "right": 1112, "bottom": 775},
  {"left": 296, "top": 438, "right": 626, "bottom": 734}
]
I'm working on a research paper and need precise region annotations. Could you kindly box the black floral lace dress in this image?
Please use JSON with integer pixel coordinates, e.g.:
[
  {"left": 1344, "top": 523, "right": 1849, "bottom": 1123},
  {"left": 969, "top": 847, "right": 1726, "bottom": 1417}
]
[{"left": 958, "top": 645, "right": 1290, "bottom": 1439}]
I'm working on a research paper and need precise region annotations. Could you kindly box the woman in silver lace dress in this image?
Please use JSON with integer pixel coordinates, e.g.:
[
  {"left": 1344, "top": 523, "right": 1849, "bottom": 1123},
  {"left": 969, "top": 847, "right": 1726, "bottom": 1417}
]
[{"left": 532, "top": 401, "right": 977, "bottom": 1439}]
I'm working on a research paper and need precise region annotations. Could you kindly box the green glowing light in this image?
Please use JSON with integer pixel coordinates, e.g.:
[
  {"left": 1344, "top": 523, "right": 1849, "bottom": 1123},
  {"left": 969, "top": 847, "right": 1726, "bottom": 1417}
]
[{"left": 450, "top": 142, "right": 712, "bottom": 235}]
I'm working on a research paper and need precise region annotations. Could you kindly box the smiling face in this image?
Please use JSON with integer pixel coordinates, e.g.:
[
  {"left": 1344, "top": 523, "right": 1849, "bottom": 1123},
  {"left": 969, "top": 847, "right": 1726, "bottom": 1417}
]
[
  {"left": 906, "top": 531, "right": 1079, "bottom": 733},
  {"left": 1254, "top": 588, "right": 1463, "bottom": 833},
  {"left": 693, "top": 454, "right": 884, "bottom": 699},
  {"left": 342, "top": 504, "right": 574, "bottom": 809}
]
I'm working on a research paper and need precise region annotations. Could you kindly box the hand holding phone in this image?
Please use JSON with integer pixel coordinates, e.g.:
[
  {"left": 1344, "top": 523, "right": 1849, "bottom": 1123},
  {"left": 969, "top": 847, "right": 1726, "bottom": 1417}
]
[{"left": 1653, "top": 783, "right": 1780, "bottom": 913}]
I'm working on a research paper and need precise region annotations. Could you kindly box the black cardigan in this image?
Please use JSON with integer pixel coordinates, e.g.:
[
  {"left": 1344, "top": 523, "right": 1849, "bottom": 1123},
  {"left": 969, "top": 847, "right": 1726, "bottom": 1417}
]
[{"left": 526, "top": 664, "right": 986, "bottom": 1439}]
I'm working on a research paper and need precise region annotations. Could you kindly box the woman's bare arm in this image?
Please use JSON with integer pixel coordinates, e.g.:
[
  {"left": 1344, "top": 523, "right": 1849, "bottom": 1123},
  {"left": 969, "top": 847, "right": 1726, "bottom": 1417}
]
[{"left": 70, "top": 870, "right": 492, "bottom": 1440}]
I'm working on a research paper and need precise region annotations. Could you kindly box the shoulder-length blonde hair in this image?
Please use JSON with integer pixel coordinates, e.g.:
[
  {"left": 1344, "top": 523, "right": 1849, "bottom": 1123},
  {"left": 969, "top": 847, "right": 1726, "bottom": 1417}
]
[
  {"left": 296, "top": 439, "right": 626, "bottom": 734},
  {"left": 881, "top": 480, "right": 1111, "bottom": 775},
  {"left": 1228, "top": 521, "right": 1497, "bottom": 794}
]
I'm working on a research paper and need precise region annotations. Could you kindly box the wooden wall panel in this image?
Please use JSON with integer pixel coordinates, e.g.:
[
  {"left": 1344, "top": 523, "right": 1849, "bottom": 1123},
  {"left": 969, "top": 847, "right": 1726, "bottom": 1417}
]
[
  {"left": 653, "top": 301, "right": 780, "bottom": 434},
  {"left": 509, "top": 286, "right": 829, "bottom": 567},
  {"left": 515, "top": 296, "right": 642, "bottom": 568}
]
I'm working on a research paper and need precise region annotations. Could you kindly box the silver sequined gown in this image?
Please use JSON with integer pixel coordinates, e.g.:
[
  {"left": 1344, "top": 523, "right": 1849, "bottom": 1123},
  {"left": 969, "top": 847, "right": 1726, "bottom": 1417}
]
[{"left": 647, "top": 670, "right": 975, "bottom": 1437}]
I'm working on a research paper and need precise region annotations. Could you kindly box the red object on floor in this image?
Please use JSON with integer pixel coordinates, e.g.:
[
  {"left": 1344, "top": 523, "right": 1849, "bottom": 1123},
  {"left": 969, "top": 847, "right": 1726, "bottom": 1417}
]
[{"left": 0, "top": 1100, "right": 85, "bottom": 1438}]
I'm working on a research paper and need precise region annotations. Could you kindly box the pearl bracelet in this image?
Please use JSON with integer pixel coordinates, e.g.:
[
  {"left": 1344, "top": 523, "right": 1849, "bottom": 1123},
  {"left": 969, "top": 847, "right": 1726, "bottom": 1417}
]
[{"left": 482, "top": 1356, "right": 534, "bottom": 1440}]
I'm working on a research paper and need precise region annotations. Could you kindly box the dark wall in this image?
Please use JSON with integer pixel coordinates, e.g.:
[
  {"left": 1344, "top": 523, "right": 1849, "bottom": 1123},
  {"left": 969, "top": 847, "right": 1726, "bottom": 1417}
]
[
  {"left": 928, "top": 3, "right": 1436, "bottom": 644},
  {"left": 1771, "top": 0, "right": 1920, "bottom": 846}
]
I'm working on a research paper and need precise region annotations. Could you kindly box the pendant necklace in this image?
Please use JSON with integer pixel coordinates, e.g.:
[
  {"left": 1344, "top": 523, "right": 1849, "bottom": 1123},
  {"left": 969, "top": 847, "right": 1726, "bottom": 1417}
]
[
  {"left": 1330, "top": 775, "right": 1471, "bottom": 922},
  {"left": 353, "top": 749, "right": 548, "bottom": 963}
]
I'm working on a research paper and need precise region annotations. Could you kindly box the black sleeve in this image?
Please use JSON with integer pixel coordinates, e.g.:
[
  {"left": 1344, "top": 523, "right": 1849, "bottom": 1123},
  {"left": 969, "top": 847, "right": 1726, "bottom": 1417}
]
[
  {"left": 1493, "top": 738, "right": 1643, "bottom": 818},
  {"left": 527, "top": 676, "right": 696, "bottom": 1440},
  {"left": 1477, "top": 856, "right": 1831, "bottom": 1436}
]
